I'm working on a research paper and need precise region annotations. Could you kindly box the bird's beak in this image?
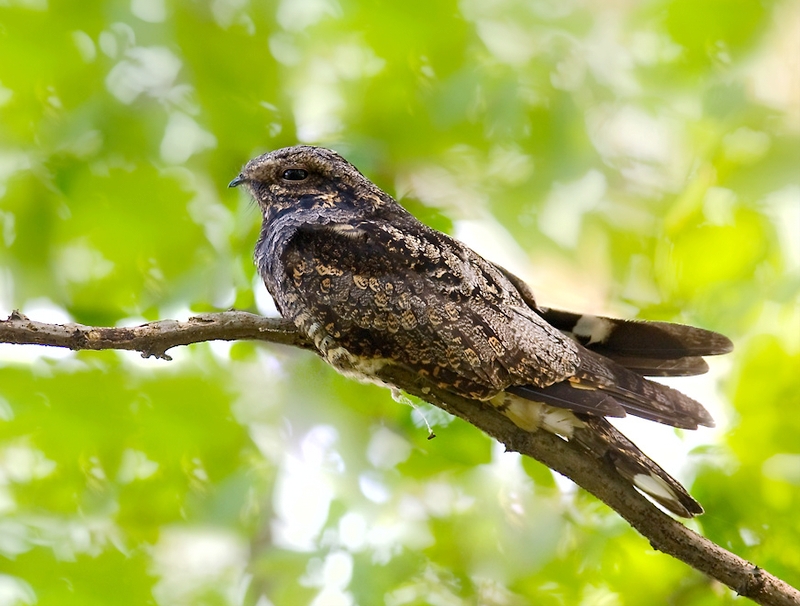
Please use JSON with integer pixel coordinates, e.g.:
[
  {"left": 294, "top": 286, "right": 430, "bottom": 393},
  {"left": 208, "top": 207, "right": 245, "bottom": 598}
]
[{"left": 228, "top": 175, "right": 245, "bottom": 188}]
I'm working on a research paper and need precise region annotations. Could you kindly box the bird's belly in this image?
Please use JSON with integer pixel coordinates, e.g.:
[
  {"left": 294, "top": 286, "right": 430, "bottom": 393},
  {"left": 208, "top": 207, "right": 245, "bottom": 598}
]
[
  {"left": 305, "top": 320, "right": 389, "bottom": 385},
  {"left": 325, "top": 346, "right": 390, "bottom": 384}
]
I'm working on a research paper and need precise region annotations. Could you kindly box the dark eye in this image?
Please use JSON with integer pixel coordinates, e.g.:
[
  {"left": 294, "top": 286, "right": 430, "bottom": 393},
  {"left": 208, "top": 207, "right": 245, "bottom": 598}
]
[{"left": 282, "top": 168, "right": 308, "bottom": 181}]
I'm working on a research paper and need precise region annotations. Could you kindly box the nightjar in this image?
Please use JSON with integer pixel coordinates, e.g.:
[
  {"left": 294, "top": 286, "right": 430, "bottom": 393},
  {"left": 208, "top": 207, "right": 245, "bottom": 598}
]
[{"left": 230, "top": 145, "right": 732, "bottom": 517}]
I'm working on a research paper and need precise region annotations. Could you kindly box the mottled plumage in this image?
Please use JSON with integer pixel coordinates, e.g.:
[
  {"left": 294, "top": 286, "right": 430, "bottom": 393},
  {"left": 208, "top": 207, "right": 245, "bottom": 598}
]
[{"left": 230, "top": 145, "right": 732, "bottom": 517}]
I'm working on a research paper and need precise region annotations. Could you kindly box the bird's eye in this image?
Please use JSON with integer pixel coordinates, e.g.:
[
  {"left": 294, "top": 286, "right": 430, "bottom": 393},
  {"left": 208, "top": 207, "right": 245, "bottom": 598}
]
[{"left": 282, "top": 168, "right": 308, "bottom": 181}]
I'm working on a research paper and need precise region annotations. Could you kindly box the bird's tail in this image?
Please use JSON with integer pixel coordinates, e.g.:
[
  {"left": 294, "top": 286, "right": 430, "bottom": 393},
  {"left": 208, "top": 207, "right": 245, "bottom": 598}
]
[
  {"left": 537, "top": 308, "right": 733, "bottom": 377},
  {"left": 571, "top": 415, "right": 703, "bottom": 517}
]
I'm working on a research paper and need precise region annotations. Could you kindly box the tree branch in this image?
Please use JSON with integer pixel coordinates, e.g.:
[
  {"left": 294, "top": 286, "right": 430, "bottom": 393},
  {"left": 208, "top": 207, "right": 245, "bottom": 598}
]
[
  {"left": 0, "top": 309, "right": 313, "bottom": 359},
  {"left": 2, "top": 310, "right": 798, "bottom": 606}
]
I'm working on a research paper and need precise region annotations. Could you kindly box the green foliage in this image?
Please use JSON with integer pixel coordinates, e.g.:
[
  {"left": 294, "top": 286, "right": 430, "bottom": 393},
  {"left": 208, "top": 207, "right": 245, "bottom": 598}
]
[{"left": 1, "top": 0, "right": 799, "bottom": 604}]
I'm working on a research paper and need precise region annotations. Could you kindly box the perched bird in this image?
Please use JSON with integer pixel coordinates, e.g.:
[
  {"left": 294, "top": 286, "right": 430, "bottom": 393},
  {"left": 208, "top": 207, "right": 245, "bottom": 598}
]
[{"left": 230, "top": 145, "right": 732, "bottom": 517}]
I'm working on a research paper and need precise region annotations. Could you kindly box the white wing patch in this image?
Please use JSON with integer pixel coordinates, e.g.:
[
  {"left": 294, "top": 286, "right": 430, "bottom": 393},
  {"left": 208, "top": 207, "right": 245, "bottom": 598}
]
[{"left": 573, "top": 315, "right": 613, "bottom": 345}]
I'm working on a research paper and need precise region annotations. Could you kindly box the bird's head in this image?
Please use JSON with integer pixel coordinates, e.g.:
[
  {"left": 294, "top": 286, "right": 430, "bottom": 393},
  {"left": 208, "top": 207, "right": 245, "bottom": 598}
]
[{"left": 229, "top": 145, "right": 392, "bottom": 218}]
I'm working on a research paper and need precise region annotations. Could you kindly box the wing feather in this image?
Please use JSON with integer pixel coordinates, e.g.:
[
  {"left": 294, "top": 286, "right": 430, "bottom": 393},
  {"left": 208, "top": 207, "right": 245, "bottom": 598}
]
[
  {"left": 277, "top": 222, "right": 580, "bottom": 398},
  {"left": 538, "top": 307, "right": 733, "bottom": 355},
  {"left": 281, "top": 222, "right": 718, "bottom": 428}
]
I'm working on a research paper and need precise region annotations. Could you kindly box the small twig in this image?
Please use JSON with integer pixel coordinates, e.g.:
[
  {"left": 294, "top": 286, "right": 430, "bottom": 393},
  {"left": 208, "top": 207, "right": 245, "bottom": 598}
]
[{"left": 2, "top": 310, "right": 798, "bottom": 606}]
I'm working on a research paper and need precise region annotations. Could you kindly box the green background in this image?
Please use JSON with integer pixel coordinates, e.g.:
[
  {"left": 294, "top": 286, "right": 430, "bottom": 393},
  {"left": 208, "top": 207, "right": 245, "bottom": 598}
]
[{"left": 1, "top": 0, "right": 799, "bottom": 604}]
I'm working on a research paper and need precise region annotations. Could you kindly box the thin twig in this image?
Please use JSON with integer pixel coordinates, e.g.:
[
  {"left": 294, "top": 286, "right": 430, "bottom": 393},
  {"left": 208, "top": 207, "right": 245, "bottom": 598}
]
[{"left": 2, "top": 310, "right": 798, "bottom": 606}]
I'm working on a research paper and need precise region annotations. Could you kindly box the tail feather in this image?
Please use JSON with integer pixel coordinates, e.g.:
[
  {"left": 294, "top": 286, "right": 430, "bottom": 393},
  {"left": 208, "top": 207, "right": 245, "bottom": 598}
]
[
  {"left": 601, "top": 355, "right": 709, "bottom": 377},
  {"left": 484, "top": 277, "right": 726, "bottom": 516},
  {"left": 572, "top": 415, "right": 703, "bottom": 517},
  {"left": 575, "top": 348, "right": 715, "bottom": 429}
]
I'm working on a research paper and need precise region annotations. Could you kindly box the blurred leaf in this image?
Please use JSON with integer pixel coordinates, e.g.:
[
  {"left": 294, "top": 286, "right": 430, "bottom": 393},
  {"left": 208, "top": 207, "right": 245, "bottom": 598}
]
[{"left": 1, "top": 0, "right": 798, "bottom": 603}]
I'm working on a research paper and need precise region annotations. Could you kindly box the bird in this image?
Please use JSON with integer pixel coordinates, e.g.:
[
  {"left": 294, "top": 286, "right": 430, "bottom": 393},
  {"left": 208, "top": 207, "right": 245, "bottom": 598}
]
[{"left": 229, "top": 145, "right": 733, "bottom": 517}]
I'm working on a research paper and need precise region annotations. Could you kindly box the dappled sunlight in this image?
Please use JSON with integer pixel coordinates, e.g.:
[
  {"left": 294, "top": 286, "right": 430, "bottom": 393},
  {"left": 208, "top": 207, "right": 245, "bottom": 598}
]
[
  {"left": 0, "top": 0, "right": 797, "bottom": 603},
  {"left": 538, "top": 169, "right": 606, "bottom": 248},
  {"left": 271, "top": 427, "right": 337, "bottom": 551},
  {"left": 151, "top": 526, "right": 248, "bottom": 605},
  {"left": 303, "top": 550, "right": 353, "bottom": 606},
  {"left": 746, "top": 1, "right": 800, "bottom": 130},
  {"left": 366, "top": 426, "right": 411, "bottom": 469},
  {"left": 0, "top": 441, "right": 56, "bottom": 485},
  {"left": 586, "top": 105, "right": 691, "bottom": 194},
  {"left": 131, "top": 0, "right": 166, "bottom": 23},
  {"left": 160, "top": 112, "right": 218, "bottom": 165},
  {"left": 105, "top": 45, "right": 183, "bottom": 105},
  {"left": 0, "top": 150, "right": 30, "bottom": 200}
]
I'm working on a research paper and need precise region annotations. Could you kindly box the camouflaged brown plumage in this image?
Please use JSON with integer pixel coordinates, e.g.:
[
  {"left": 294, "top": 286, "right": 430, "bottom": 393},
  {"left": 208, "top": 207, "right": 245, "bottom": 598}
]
[{"left": 230, "top": 145, "right": 733, "bottom": 517}]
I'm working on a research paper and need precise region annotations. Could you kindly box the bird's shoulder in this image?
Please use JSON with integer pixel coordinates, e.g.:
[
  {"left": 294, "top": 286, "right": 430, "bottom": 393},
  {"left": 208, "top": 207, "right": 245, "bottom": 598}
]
[{"left": 281, "top": 213, "right": 523, "bottom": 305}]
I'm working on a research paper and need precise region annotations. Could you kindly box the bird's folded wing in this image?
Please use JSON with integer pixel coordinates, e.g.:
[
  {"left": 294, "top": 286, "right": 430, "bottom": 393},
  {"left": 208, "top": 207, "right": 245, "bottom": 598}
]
[
  {"left": 279, "top": 221, "right": 583, "bottom": 395},
  {"left": 510, "top": 346, "right": 715, "bottom": 429},
  {"left": 537, "top": 308, "right": 733, "bottom": 376}
]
